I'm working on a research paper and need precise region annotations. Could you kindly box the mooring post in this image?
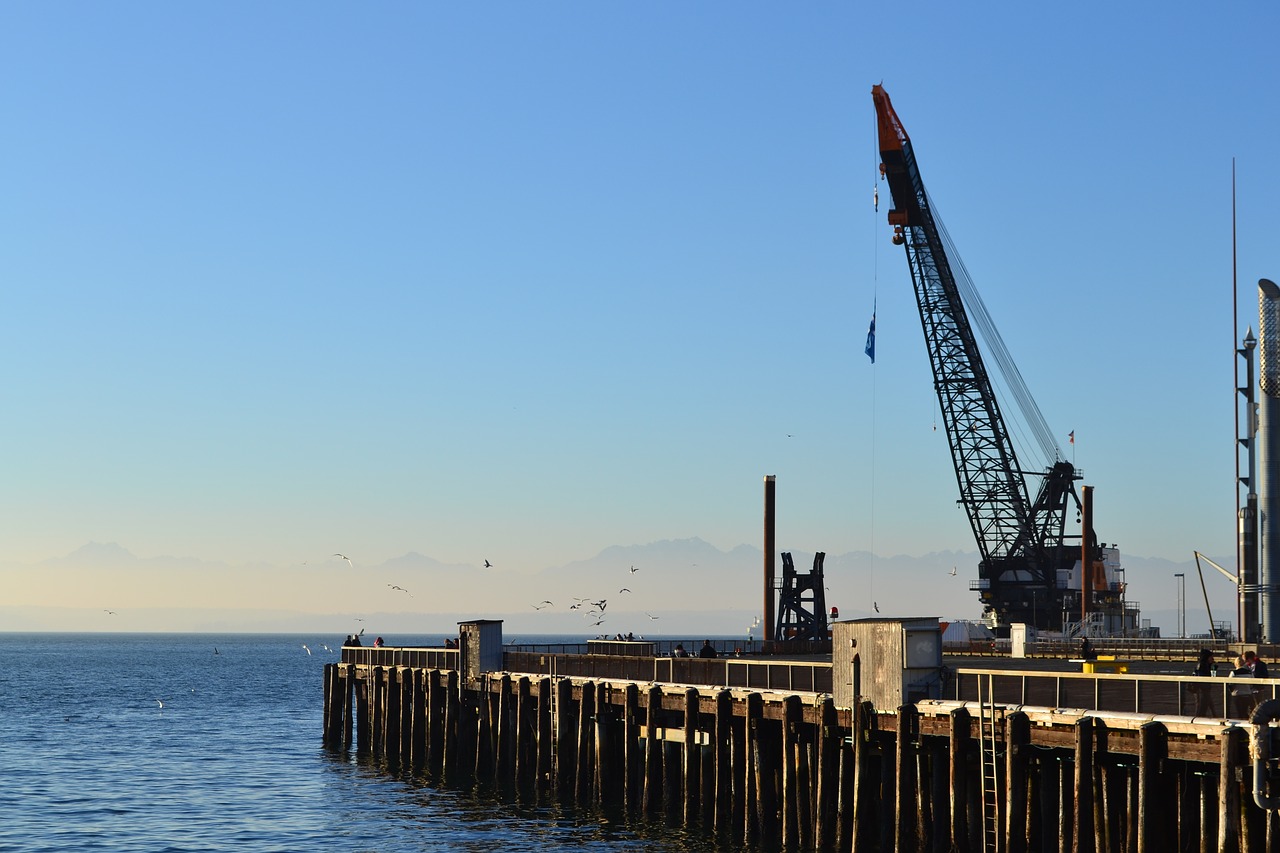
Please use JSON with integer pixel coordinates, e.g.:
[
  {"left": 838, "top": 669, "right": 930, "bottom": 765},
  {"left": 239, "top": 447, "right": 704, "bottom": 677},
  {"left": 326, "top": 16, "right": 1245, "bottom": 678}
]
[{"left": 744, "top": 693, "right": 760, "bottom": 845}]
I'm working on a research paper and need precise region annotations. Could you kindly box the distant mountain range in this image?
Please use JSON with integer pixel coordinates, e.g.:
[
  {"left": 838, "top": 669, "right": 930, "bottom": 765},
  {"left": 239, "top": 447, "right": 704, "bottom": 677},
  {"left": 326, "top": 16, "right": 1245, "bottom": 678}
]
[{"left": 0, "top": 538, "right": 1238, "bottom": 637}]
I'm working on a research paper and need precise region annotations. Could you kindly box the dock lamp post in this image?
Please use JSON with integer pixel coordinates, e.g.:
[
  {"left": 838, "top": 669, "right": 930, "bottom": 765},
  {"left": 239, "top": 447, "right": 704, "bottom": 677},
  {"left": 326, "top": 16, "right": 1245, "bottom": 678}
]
[{"left": 1175, "top": 572, "right": 1186, "bottom": 639}]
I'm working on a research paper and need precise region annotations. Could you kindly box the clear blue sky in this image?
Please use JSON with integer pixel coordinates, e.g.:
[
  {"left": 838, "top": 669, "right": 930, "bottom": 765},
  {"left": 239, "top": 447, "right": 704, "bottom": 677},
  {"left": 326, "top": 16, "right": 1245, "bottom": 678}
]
[{"left": 0, "top": 5, "right": 1276, "bottom": 614}]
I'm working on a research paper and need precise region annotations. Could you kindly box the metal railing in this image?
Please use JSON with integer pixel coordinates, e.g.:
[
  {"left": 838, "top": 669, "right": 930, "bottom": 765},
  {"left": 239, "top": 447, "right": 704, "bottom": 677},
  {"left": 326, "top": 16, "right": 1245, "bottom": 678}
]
[
  {"left": 502, "top": 651, "right": 833, "bottom": 693},
  {"left": 954, "top": 667, "right": 1279, "bottom": 719}
]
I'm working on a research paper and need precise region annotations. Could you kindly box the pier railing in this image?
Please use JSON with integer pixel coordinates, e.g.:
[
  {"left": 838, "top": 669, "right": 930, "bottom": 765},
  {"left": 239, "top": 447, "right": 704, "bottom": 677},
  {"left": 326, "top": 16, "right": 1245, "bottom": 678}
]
[
  {"left": 954, "top": 666, "right": 1279, "bottom": 718},
  {"left": 503, "top": 650, "right": 833, "bottom": 693}
]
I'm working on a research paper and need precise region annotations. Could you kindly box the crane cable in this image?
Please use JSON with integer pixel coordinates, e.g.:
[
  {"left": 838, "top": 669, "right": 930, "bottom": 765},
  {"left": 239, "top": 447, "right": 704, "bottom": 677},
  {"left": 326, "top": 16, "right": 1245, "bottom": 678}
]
[{"left": 928, "top": 189, "right": 1062, "bottom": 471}]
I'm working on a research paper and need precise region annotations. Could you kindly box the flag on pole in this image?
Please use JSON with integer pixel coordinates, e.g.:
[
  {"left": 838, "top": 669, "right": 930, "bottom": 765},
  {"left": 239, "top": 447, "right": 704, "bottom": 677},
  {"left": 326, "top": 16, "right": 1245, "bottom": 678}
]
[
  {"left": 864, "top": 304, "right": 876, "bottom": 363},
  {"left": 1068, "top": 430, "right": 1074, "bottom": 445}
]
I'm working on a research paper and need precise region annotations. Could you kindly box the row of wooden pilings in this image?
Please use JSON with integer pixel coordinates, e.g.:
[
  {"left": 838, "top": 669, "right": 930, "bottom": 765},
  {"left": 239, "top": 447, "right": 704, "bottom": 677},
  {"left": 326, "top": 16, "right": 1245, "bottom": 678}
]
[{"left": 323, "top": 662, "right": 1280, "bottom": 851}]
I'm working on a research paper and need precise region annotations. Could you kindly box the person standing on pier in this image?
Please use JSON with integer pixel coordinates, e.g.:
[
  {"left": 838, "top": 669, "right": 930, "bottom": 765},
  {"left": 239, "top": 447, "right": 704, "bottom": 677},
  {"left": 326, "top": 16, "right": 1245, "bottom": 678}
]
[
  {"left": 698, "top": 639, "right": 717, "bottom": 659},
  {"left": 1230, "top": 655, "right": 1255, "bottom": 718},
  {"left": 1192, "top": 648, "right": 1216, "bottom": 717}
]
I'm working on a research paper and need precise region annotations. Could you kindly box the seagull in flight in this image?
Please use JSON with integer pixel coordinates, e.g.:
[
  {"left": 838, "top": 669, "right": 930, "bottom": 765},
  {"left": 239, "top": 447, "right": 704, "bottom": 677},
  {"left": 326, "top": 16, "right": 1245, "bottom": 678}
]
[
  {"left": 334, "top": 553, "right": 353, "bottom": 568},
  {"left": 302, "top": 644, "right": 312, "bottom": 655},
  {"left": 619, "top": 588, "right": 631, "bottom": 594},
  {"left": 629, "top": 565, "right": 638, "bottom": 574},
  {"left": 646, "top": 613, "right": 660, "bottom": 620},
  {"left": 873, "top": 602, "right": 880, "bottom": 613},
  {"left": 388, "top": 584, "right": 413, "bottom": 596},
  {"left": 949, "top": 566, "right": 957, "bottom": 576},
  {"left": 483, "top": 559, "right": 493, "bottom": 569},
  {"left": 531, "top": 601, "right": 552, "bottom": 610},
  {"left": 156, "top": 699, "right": 164, "bottom": 709}
]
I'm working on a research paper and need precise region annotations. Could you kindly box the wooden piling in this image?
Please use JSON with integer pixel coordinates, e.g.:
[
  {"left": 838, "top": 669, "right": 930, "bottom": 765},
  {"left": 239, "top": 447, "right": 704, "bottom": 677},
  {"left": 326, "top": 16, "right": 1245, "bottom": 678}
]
[
  {"left": 1218, "top": 725, "right": 1243, "bottom": 853},
  {"left": 684, "top": 687, "right": 700, "bottom": 824},
  {"left": 575, "top": 680, "right": 595, "bottom": 805},
  {"left": 444, "top": 670, "right": 460, "bottom": 782},
  {"left": 1005, "top": 711, "right": 1030, "bottom": 853},
  {"left": 555, "top": 677, "right": 574, "bottom": 796},
  {"left": 1138, "top": 721, "right": 1167, "bottom": 853},
  {"left": 949, "top": 706, "right": 970, "bottom": 850},
  {"left": 895, "top": 703, "right": 918, "bottom": 853},
  {"left": 1074, "top": 715, "right": 1095, "bottom": 853},
  {"left": 516, "top": 676, "right": 533, "bottom": 792},
  {"left": 538, "top": 677, "right": 554, "bottom": 793},
  {"left": 428, "top": 669, "right": 445, "bottom": 775},
  {"left": 748, "top": 691, "right": 776, "bottom": 841},
  {"left": 594, "top": 682, "right": 613, "bottom": 809},
  {"left": 714, "top": 689, "right": 732, "bottom": 835},
  {"left": 781, "top": 694, "right": 801, "bottom": 850},
  {"left": 643, "top": 683, "right": 662, "bottom": 816},
  {"left": 621, "top": 683, "right": 639, "bottom": 812},
  {"left": 814, "top": 696, "right": 838, "bottom": 851}
]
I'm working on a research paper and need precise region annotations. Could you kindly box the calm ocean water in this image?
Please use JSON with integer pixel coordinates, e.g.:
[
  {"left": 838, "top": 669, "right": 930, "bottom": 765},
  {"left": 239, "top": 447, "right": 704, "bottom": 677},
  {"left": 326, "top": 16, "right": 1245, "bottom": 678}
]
[{"left": 2, "top": 633, "right": 723, "bottom": 852}]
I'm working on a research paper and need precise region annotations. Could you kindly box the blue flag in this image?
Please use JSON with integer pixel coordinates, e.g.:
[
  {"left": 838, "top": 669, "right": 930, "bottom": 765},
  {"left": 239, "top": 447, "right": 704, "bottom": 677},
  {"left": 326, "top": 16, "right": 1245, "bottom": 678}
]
[{"left": 864, "top": 306, "right": 876, "bottom": 363}]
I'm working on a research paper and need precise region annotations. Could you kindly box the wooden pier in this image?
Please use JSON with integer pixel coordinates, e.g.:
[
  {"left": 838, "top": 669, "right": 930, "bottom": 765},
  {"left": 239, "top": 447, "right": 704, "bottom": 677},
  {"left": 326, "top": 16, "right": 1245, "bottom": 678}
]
[{"left": 322, "top": 629, "right": 1280, "bottom": 851}]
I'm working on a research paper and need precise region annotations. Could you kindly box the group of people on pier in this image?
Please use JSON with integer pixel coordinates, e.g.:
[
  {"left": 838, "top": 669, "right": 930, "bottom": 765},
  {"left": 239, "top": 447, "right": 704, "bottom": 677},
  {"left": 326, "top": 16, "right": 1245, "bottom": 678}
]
[{"left": 1191, "top": 647, "right": 1270, "bottom": 718}]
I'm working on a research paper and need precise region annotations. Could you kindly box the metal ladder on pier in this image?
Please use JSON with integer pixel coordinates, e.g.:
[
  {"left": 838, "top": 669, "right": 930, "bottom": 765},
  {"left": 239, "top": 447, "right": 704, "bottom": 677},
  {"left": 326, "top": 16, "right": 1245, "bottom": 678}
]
[{"left": 977, "top": 672, "right": 1002, "bottom": 853}]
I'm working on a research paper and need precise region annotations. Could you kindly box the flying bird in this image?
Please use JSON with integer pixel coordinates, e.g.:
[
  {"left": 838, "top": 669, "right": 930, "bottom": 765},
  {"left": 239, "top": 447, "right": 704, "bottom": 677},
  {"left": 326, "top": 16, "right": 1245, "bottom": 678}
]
[
  {"left": 646, "top": 613, "right": 660, "bottom": 620},
  {"left": 619, "top": 588, "right": 631, "bottom": 594},
  {"left": 388, "top": 584, "right": 412, "bottom": 596},
  {"left": 103, "top": 609, "right": 116, "bottom": 615},
  {"left": 873, "top": 602, "right": 880, "bottom": 613},
  {"left": 949, "top": 567, "right": 957, "bottom": 576},
  {"left": 156, "top": 699, "right": 164, "bottom": 709},
  {"left": 483, "top": 559, "right": 493, "bottom": 568},
  {"left": 302, "top": 645, "right": 312, "bottom": 655},
  {"left": 531, "top": 602, "right": 552, "bottom": 610},
  {"left": 629, "top": 565, "right": 638, "bottom": 574},
  {"left": 334, "top": 553, "right": 353, "bottom": 568}
]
